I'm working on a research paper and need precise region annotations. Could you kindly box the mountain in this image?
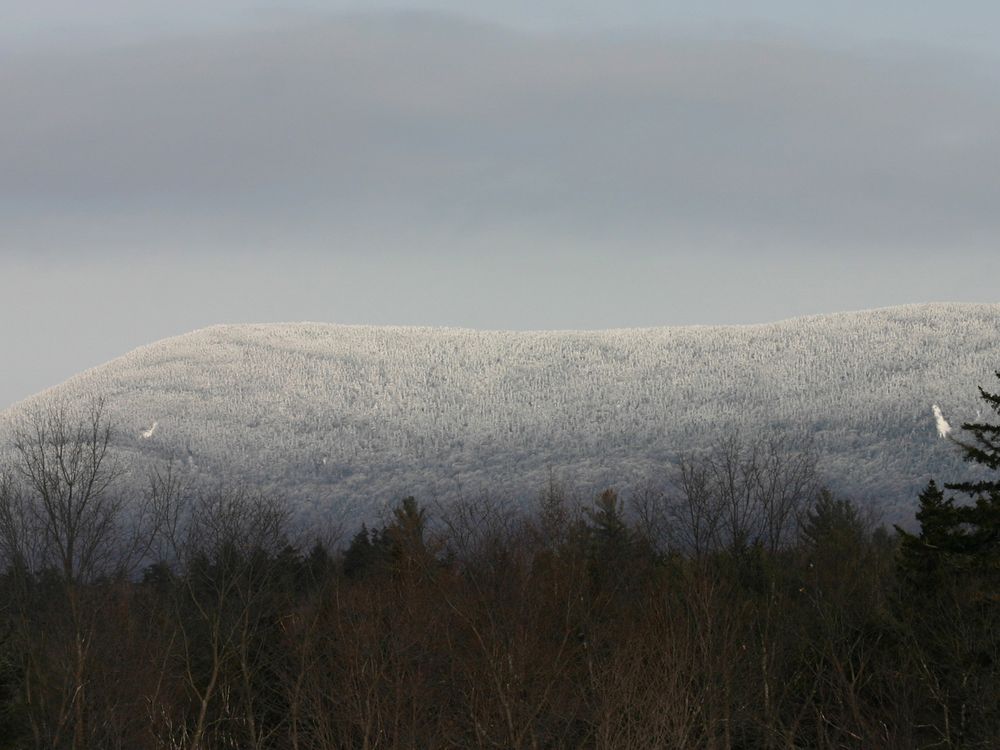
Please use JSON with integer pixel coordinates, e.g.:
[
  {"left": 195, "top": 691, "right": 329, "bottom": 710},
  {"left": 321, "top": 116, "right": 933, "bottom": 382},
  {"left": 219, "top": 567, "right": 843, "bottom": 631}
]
[{"left": 2, "top": 303, "right": 998, "bottom": 526}]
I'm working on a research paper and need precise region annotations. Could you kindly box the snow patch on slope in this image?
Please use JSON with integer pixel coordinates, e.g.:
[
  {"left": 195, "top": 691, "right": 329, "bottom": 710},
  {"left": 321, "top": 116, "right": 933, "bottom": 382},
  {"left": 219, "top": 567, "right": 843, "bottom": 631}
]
[{"left": 932, "top": 405, "right": 951, "bottom": 438}]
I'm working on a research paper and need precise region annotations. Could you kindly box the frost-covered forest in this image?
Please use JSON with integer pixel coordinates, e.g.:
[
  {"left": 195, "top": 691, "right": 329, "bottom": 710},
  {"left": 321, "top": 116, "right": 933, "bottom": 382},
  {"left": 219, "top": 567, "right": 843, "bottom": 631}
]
[{"left": 2, "top": 303, "right": 998, "bottom": 525}]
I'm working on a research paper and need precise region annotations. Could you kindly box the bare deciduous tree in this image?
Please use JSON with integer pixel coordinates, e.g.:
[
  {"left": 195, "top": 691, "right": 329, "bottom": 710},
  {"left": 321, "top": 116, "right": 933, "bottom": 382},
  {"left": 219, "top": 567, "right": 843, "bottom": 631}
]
[
  {"left": 160, "top": 487, "right": 290, "bottom": 750},
  {"left": 663, "top": 434, "right": 820, "bottom": 557},
  {"left": 0, "top": 399, "right": 167, "bottom": 750}
]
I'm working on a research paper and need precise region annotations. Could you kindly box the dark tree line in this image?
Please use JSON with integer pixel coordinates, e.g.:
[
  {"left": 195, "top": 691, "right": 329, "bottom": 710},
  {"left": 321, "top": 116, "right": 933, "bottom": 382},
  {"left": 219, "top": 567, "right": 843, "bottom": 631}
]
[{"left": 0, "top": 373, "right": 997, "bottom": 748}]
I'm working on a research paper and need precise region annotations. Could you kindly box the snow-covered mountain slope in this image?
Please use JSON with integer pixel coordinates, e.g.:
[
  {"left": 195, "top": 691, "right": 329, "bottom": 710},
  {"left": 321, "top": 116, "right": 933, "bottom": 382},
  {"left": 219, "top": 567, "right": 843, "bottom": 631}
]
[{"left": 2, "top": 303, "right": 998, "bottom": 526}]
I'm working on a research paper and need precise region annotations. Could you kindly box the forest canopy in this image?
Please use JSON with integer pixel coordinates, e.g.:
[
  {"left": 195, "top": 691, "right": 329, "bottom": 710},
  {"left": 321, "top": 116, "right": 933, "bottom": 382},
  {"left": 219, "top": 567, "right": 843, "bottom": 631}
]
[{"left": 0, "top": 369, "right": 997, "bottom": 748}]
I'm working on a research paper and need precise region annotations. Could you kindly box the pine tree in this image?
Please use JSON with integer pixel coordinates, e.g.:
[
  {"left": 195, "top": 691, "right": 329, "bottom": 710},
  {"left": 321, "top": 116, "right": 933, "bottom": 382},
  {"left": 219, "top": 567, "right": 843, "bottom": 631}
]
[
  {"left": 898, "top": 371, "right": 1000, "bottom": 582},
  {"left": 801, "top": 488, "right": 866, "bottom": 553},
  {"left": 342, "top": 525, "right": 376, "bottom": 580},
  {"left": 895, "top": 370, "right": 1000, "bottom": 747},
  {"left": 585, "top": 489, "right": 630, "bottom": 565},
  {"left": 942, "top": 369, "right": 1000, "bottom": 575},
  {"left": 388, "top": 497, "right": 426, "bottom": 547},
  {"left": 385, "top": 496, "right": 432, "bottom": 577},
  {"left": 896, "top": 480, "right": 963, "bottom": 587},
  {"left": 950, "top": 369, "right": 1000, "bottom": 486},
  {"left": 802, "top": 489, "right": 871, "bottom": 598},
  {"left": 305, "top": 541, "right": 332, "bottom": 584}
]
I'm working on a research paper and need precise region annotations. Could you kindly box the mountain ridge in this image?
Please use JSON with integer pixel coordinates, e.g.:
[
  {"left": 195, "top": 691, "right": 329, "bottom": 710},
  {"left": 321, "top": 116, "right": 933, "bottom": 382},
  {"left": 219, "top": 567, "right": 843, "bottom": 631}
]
[{"left": 3, "top": 303, "right": 998, "bottom": 526}]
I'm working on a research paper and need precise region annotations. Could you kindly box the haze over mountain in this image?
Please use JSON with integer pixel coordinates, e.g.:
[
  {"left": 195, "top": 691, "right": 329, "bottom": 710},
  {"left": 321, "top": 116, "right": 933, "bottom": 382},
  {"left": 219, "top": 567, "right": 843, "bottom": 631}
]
[{"left": 2, "top": 303, "right": 997, "bottom": 526}]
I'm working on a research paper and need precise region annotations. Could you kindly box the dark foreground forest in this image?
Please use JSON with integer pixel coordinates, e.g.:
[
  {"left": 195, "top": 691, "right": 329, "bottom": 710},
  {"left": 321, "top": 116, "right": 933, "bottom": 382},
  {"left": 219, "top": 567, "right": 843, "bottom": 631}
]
[{"left": 0, "top": 374, "right": 998, "bottom": 749}]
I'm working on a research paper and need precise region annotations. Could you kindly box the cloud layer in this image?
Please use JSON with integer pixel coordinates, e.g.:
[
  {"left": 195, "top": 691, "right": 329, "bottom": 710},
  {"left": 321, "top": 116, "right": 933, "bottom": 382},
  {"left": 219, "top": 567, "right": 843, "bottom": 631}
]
[
  {"left": 3, "top": 13, "right": 999, "bottom": 408},
  {"left": 4, "top": 14, "right": 1000, "bottom": 257}
]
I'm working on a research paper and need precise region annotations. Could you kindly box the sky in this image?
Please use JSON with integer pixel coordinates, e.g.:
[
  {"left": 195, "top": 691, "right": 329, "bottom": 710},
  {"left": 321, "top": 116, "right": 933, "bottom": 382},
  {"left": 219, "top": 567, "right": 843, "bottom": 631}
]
[{"left": 2, "top": 1, "right": 1000, "bottom": 408}]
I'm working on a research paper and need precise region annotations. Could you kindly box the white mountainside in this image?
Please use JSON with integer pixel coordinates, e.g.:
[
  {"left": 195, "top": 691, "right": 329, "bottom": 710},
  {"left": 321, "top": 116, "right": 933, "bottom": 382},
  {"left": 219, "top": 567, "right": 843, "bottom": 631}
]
[{"left": 2, "top": 303, "right": 998, "bottom": 526}]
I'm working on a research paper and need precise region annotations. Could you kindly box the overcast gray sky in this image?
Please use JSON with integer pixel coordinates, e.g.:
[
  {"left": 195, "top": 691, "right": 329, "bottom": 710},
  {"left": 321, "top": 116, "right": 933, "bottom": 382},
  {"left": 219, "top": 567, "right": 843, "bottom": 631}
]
[{"left": 2, "top": 2, "right": 1000, "bottom": 408}]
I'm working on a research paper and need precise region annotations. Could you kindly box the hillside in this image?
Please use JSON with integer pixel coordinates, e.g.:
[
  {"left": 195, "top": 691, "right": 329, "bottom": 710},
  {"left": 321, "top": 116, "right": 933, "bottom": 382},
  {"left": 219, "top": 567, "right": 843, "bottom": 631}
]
[{"left": 3, "top": 303, "right": 998, "bottom": 526}]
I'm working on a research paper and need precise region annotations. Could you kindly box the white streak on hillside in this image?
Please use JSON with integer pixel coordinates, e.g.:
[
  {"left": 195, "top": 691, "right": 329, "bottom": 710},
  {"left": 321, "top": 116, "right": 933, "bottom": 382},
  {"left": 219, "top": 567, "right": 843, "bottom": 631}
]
[{"left": 932, "top": 405, "right": 951, "bottom": 438}]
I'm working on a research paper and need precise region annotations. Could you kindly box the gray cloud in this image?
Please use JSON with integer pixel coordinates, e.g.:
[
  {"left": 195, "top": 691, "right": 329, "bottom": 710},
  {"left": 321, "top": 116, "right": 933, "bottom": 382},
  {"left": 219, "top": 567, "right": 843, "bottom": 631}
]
[
  {"left": 3, "top": 14, "right": 1000, "bottom": 257},
  {"left": 3, "top": 13, "right": 1000, "bottom": 408}
]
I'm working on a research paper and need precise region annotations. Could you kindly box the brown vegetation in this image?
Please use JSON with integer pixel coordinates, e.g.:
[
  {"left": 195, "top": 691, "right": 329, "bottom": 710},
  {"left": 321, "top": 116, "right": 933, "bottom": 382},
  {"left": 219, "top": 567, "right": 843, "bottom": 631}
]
[{"left": 0, "top": 402, "right": 997, "bottom": 749}]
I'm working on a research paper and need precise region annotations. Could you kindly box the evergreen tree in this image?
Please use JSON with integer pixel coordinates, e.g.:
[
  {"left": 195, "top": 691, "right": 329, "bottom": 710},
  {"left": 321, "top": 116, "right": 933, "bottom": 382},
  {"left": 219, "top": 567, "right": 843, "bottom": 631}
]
[
  {"left": 895, "top": 370, "right": 1000, "bottom": 748},
  {"left": 802, "top": 489, "right": 871, "bottom": 598},
  {"left": 585, "top": 489, "right": 631, "bottom": 565},
  {"left": 388, "top": 497, "right": 427, "bottom": 549},
  {"left": 305, "top": 540, "right": 332, "bottom": 585},
  {"left": 941, "top": 369, "right": 1000, "bottom": 575},
  {"left": 898, "top": 371, "right": 1000, "bottom": 581},
  {"left": 950, "top": 369, "right": 1000, "bottom": 487},
  {"left": 801, "top": 488, "right": 866, "bottom": 553},
  {"left": 581, "top": 488, "right": 656, "bottom": 601},
  {"left": 385, "top": 497, "right": 432, "bottom": 576},
  {"left": 896, "top": 480, "right": 963, "bottom": 586},
  {"left": 342, "top": 525, "right": 378, "bottom": 580}
]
